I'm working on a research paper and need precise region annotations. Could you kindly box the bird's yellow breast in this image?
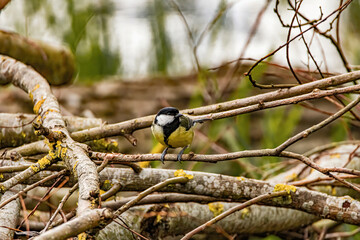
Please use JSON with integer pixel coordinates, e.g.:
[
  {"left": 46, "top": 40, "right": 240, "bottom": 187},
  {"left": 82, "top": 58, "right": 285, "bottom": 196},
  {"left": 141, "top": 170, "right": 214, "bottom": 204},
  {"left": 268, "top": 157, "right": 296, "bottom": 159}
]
[
  {"left": 167, "top": 126, "right": 194, "bottom": 148},
  {"left": 151, "top": 124, "right": 194, "bottom": 148}
]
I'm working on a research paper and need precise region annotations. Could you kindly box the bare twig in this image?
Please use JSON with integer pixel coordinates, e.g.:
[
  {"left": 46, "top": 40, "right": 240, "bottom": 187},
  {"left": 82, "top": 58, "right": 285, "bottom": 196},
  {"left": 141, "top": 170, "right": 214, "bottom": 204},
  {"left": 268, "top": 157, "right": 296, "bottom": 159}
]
[
  {"left": 245, "top": 0, "right": 352, "bottom": 84},
  {"left": 275, "top": 95, "right": 360, "bottom": 153},
  {"left": 18, "top": 174, "right": 66, "bottom": 227},
  {"left": 43, "top": 158, "right": 109, "bottom": 232},
  {"left": 114, "top": 176, "right": 190, "bottom": 216},
  {"left": 181, "top": 191, "right": 288, "bottom": 240},
  {"left": 102, "top": 193, "right": 227, "bottom": 210},
  {"left": 285, "top": 0, "right": 303, "bottom": 84},
  {"left": 100, "top": 182, "right": 122, "bottom": 201},
  {"left": 0, "top": 169, "right": 68, "bottom": 210},
  {"left": 324, "top": 227, "right": 360, "bottom": 239}
]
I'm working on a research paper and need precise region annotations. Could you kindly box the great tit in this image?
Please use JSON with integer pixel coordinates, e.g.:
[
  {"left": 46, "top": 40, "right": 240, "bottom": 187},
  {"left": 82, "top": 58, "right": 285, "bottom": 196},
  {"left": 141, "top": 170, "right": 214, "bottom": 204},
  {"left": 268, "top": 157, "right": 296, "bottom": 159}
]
[{"left": 151, "top": 107, "right": 208, "bottom": 164}]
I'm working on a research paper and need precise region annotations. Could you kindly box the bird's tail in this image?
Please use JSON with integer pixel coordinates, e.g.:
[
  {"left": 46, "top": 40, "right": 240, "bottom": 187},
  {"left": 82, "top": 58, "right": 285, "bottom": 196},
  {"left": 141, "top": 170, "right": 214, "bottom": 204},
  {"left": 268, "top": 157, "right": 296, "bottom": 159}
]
[{"left": 193, "top": 118, "right": 212, "bottom": 125}]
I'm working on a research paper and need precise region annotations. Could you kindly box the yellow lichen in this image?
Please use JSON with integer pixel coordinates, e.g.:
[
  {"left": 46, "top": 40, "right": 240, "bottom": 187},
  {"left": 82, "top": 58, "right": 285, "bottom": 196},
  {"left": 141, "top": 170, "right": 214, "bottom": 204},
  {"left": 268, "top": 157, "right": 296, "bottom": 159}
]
[
  {"left": 36, "top": 115, "right": 42, "bottom": 124},
  {"left": 29, "top": 91, "right": 33, "bottom": 101},
  {"left": 33, "top": 98, "right": 45, "bottom": 114},
  {"left": 48, "top": 149, "right": 57, "bottom": 159},
  {"left": 73, "top": 160, "right": 78, "bottom": 172},
  {"left": 138, "top": 161, "right": 150, "bottom": 168},
  {"left": 156, "top": 214, "right": 163, "bottom": 223},
  {"left": 208, "top": 202, "right": 224, "bottom": 217},
  {"left": 60, "top": 147, "right": 67, "bottom": 159},
  {"left": 32, "top": 84, "right": 40, "bottom": 92},
  {"left": 78, "top": 233, "right": 87, "bottom": 240},
  {"left": 43, "top": 138, "right": 51, "bottom": 148},
  {"left": 332, "top": 187, "right": 337, "bottom": 196},
  {"left": 101, "top": 180, "right": 113, "bottom": 191},
  {"left": 236, "top": 176, "right": 245, "bottom": 181},
  {"left": 47, "top": 140, "right": 67, "bottom": 160},
  {"left": 21, "top": 132, "right": 26, "bottom": 138},
  {"left": 285, "top": 173, "right": 298, "bottom": 182},
  {"left": 330, "top": 153, "right": 341, "bottom": 159},
  {"left": 30, "top": 164, "right": 40, "bottom": 172},
  {"left": 273, "top": 183, "right": 297, "bottom": 194},
  {"left": 90, "top": 198, "right": 98, "bottom": 209},
  {"left": 273, "top": 183, "right": 296, "bottom": 205},
  {"left": 0, "top": 174, "right": 3, "bottom": 180},
  {"left": 241, "top": 208, "right": 250, "bottom": 219},
  {"left": 174, "top": 169, "right": 194, "bottom": 180},
  {"left": 37, "top": 156, "right": 52, "bottom": 170},
  {"left": 0, "top": 185, "right": 6, "bottom": 193}
]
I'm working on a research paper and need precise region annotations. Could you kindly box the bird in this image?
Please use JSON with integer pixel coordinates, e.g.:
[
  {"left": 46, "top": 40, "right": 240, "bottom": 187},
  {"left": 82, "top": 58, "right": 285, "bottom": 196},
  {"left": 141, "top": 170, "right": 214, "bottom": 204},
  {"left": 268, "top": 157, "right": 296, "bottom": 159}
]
[{"left": 151, "top": 107, "right": 209, "bottom": 164}]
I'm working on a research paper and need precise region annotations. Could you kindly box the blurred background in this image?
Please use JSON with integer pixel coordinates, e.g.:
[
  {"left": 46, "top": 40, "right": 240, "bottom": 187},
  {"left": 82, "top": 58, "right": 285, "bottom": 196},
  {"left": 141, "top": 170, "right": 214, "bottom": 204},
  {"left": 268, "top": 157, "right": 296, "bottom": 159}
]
[
  {"left": 1, "top": 0, "right": 354, "bottom": 79},
  {"left": 2, "top": 1, "right": 360, "bottom": 238},
  {"left": 1, "top": 0, "right": 359, "bottom": 178}
]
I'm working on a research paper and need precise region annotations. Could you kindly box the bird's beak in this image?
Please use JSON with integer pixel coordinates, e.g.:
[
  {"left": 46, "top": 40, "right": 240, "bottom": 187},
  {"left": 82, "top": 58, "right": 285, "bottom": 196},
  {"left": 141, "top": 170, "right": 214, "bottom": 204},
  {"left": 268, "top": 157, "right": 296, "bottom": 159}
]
[{"left": 175, "top": 113, "right": 183, "bottom": 118}]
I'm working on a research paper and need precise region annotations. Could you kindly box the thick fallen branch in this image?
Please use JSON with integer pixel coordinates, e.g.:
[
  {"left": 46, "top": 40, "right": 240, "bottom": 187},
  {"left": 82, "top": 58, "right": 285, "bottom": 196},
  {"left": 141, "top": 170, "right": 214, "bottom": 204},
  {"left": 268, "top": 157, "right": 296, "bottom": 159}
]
[
  {"left": 0, "top": 185, "right": 22, "bottom": 239},
  {"left": 0, "top": 30, "right": 75, "bottom": 85},
  {"left": 181, "top": 191, "right": 289, "bottom": 240},
  {"left": 99, "top": 203, "right": 317, "bottom": 238},
  {"left": 32, "top": 208, "right": 113, "bottom": 240},
  {"left": 1, "top": 158, "right": 359, "bottom": 226},
  {"left": 0, "top": 160, "right": 356, "bottom": 236},
  {"left": 96, "top": 168, "right": 360, "bottom": 225},
  {"left": 0, "top": 55, "right": 99, "bottom": 217}
]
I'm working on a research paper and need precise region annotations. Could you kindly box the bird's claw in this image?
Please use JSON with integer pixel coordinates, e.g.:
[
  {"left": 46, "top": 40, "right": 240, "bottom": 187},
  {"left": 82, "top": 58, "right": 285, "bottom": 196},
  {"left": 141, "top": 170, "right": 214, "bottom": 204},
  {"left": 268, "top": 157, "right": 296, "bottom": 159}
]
[
  {"left": 160, "top": 147, "right": 168, "bottom": 164},
  {"left": 177, "top": 146, "right": 188, "bottom": 163}
]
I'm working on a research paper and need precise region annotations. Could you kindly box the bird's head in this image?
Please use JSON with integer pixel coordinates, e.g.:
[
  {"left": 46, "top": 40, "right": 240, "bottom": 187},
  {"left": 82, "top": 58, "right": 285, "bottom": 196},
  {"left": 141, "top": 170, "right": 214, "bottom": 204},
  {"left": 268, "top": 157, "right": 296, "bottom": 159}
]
[{"left": 154, "top": 107, "right": 183, "bottom": 126}]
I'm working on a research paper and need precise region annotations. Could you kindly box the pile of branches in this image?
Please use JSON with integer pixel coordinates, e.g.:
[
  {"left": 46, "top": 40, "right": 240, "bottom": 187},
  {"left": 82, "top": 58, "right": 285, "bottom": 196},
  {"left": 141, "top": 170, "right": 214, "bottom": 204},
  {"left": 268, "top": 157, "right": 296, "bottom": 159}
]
[{"left": 1, "top": 0, "right": 360, "bottom": 239}]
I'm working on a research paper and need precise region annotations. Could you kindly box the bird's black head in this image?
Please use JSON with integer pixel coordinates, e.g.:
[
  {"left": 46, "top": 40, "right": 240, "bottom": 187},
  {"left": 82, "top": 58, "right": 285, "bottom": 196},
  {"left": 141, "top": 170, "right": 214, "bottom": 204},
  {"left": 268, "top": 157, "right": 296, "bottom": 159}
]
[
  {"left": 156, "top": 107, "right": 179, "bottom": 117},
  {"left": 154, "top": 107, "right": 182, "bottom": 127}
]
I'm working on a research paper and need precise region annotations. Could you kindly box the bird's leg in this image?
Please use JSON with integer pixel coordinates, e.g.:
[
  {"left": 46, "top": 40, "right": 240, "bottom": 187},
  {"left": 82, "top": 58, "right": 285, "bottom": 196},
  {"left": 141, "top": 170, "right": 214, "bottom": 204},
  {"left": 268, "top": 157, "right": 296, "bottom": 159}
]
[
  {"left": 177, "top": 146, "right": 188, "bottom": 163},
  {"left": 160, "top": 147, "right": 168, "bottom": 164}
]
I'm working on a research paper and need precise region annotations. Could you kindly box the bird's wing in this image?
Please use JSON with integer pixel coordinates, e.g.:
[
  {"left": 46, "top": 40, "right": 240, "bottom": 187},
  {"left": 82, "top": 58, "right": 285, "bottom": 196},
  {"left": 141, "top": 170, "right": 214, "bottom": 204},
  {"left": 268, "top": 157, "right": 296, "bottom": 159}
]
[{"left": 179, "top": 115, "right": 194, "bottom": 130}]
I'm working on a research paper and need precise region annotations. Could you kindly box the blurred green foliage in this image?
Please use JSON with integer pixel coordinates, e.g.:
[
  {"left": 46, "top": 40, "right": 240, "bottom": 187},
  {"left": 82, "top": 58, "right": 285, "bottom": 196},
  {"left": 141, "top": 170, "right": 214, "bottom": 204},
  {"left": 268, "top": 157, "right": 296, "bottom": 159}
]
[
  {"left": 21, "top": 0, "right": 121, "bottom": 81},
  {"left": 347, "top": 0, "right": 360, "bottom": 64},
  {"left": 148, "top": 0, "right": 173, "bottom": 74},
  {"left": 331, "top": 119, "right": 349, "bottom": 142}
]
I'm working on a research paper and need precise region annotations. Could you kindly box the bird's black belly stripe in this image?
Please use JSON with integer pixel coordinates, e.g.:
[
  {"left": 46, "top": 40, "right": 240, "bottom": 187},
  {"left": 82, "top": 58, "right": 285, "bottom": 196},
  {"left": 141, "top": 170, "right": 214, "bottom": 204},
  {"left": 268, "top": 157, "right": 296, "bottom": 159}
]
[{"left": 163, "top": 118, "right": 180, "bottom": 148}]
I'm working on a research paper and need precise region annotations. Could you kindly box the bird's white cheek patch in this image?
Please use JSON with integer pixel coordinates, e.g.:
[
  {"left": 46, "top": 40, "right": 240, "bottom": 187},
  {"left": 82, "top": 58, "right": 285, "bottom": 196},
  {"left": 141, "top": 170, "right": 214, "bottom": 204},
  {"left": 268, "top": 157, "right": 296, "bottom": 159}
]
[{"left": 156, "top": 115, "right": 175, "bottom": 126}]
